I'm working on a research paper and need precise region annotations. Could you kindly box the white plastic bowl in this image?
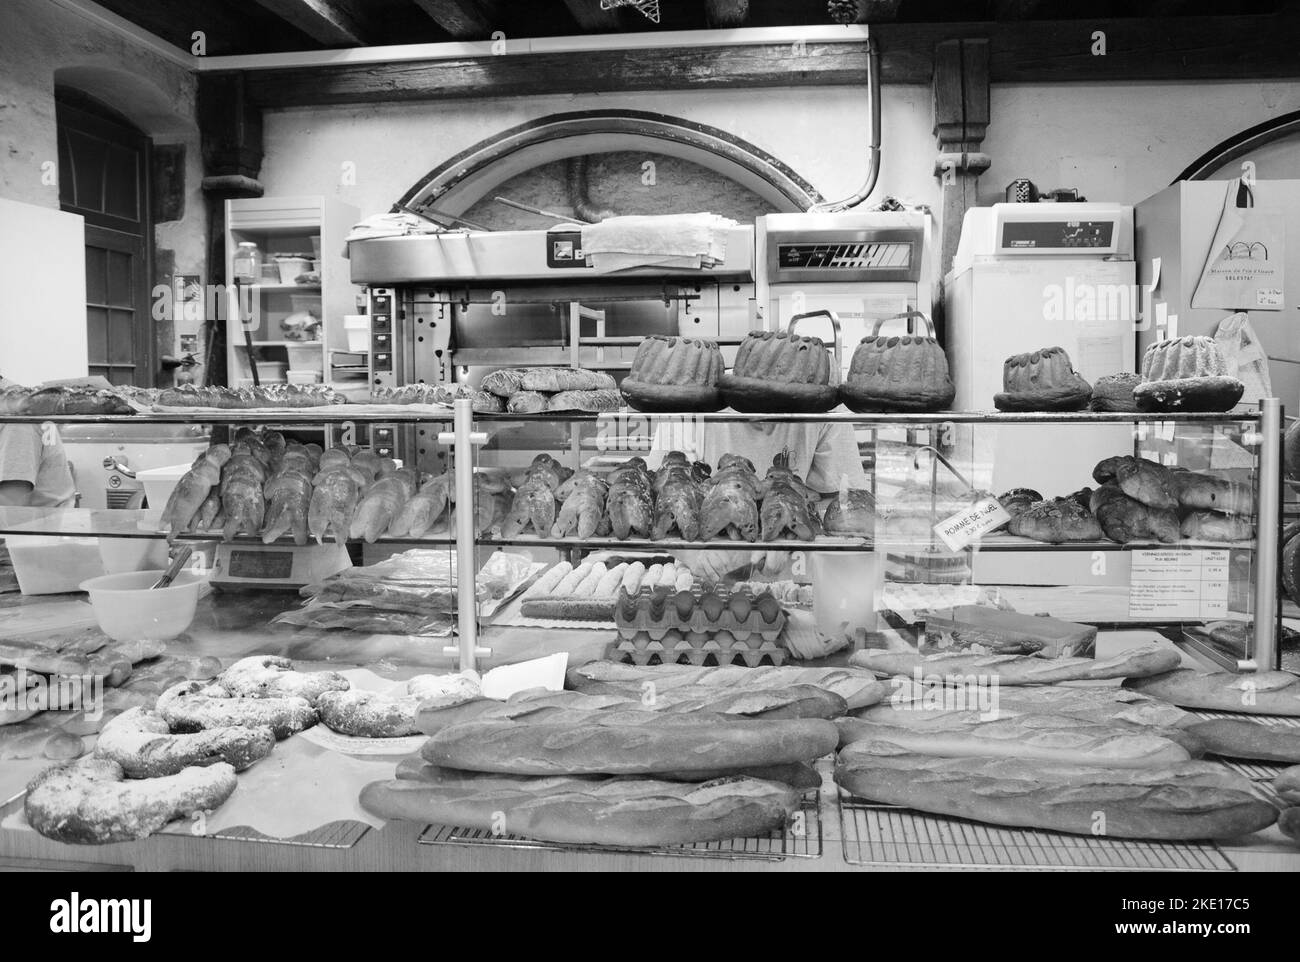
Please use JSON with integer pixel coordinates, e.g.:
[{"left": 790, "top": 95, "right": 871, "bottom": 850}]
[{"left": 80, "top": 569, "right": 204, "bottom": 642}]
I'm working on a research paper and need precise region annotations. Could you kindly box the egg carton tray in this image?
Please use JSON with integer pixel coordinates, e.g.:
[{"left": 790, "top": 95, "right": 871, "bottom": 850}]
[
  {"left": 613, "top": 584, "right": 787, "bottom": 643},
  {"left": 613, "top": 635, "right": 788, "bottom": 668}
]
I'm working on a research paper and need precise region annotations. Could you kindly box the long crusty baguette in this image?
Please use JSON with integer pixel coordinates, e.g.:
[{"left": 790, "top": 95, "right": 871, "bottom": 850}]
[
  {"left": 395, "top": 756, "right": 823, "bottom": 791},
  {"left": 359, "top": 774, "right": 799, "bottom": 846},
  {"left": 1280, "top": 807, "right": 1300, "bottom": 845},
  {"left": 834, "top": 741, "right": 1276, "bottom": 840},
  {"left": 425, "top": 710, "right": 839, "bottom": 775},
  {"left": 568, "top": 661, "right": 884, "bottom": 710},
  {"left": 1184, "top": 719, "right": 1300, "bottom": 763},
  {"left": 1124, "top": 669, "right": 1300, "bottom": 717},
  {"left": 415, "top": 685, "right": 847, "bottom": 735},
  {"left": 850, "top": 645, "right": 1181, "bottom": 685},
  {"left": 836, "top": 718, "right": 1192, "bottom": 768},
  {"left": 860, "top": 682, "right": 1191, "bottom": 729},
  {"left": 1278, "top": 766, "right": 1300, "bottom": 804}
]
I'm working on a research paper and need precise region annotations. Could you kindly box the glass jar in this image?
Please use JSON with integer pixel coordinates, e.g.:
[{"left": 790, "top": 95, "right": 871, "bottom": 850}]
[{"left": 233, "top": 242, "right": 262, "bottom": 282}]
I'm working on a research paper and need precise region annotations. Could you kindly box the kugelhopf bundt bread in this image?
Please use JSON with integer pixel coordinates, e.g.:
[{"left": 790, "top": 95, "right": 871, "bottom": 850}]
[
  {"left": 994, "top": 346, "right": 1092, "bottom": 412},
  {"left": 1134, "top": 336, "right": 1244, "bottom": 412},
  {"left": 1090, "top": 372, "right": 1142, "bottom": 412},
  {"left": 718, "top": 330, "right": 838, "bottom": 413},
  {"left": 841, "top": 334, "right": 955, "bottom": 413},
  {"left": 621, "top": 335, "right": 725, "bottom": 412}
]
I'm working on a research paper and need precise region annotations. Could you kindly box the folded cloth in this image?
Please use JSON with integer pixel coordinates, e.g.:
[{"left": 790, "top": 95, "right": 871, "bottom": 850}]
[
  {"left": 582, "top": 214, "right": 737, "bottom": 272},
  {"left": 345, "top": 212, "right": 447, "bottom": 244}
]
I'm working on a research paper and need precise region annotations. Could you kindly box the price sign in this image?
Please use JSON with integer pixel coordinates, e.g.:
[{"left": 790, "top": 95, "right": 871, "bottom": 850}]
[{"left": 933, "top": 498, "right": 1012, "bottom": 552}]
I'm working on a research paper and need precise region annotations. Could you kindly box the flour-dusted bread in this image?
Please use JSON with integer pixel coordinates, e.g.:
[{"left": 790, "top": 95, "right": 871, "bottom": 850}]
[
  {"left": 1125, "top": 669, "right": 1300, "bottom": 717},
  {"left": 26, "top": 757, "right": 238, "bottom": 845},
  {"left": 93, "top": 707, "right": 274, "bottom": 777},
  {"left": 360, "top": 773, "right": 800, "bottom": 846},
  {"left": 850, "top": 645, "right": 1182, "bottom": 685},
  {"left": 834, "top": 743, "right": 1276, "bottom": 840},
  {"left": 546, "top": 389, "right": 621, "bottom": 413},
  {"left": 519, "top": 368, "right": 616, "bottom": 393},
  {"left": 835, "top": 717, "right": 1192, "bottom": 768},
  {"left": 424, "top": 710, "right": 839, "bottom": 775},
  {"left": 1276, "top": 766, "right": 1300, "bottom": 804}
]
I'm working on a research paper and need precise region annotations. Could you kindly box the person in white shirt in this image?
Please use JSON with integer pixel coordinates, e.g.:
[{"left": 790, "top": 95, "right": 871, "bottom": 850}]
[{"left": 0, "top": 376, "right": 76, "bottom": 508}]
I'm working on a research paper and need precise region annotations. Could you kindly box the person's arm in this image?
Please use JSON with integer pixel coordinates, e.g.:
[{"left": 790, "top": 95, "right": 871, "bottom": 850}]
[
  {"left": 806, "top": 423, "right": 870, "bottom": 493},
  {"left": 0, "top": 427, "right": 41, "bottom": 507}
]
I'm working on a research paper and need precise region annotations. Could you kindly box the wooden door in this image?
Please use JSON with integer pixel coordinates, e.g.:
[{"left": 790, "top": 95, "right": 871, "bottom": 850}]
[{"left": 56, "top": 93, "right": 154, "bottom": 386}]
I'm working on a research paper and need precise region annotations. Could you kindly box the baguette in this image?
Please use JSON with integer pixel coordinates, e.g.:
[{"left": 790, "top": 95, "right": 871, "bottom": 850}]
[
  {"left": 547, "top": 389, "right": 622, "bottom": 413},
  {"left": 551, "top": 563, "right": 590, "bottom": 596},
  {"left": 524, "top": 562, "right": 572, "bottom": 598},
  {"left": 359, "top": 774, "right": 798, "bottom": 847},
  {"left": 519, "top": 368, "right": 616, "bottom": 393},
  {"left": 424, "top": 710, "right": 838, "bottom": 775},
  {"left": 866, "top": 680, "right": 1191, "bottom": 729},
  {"left": 1184, "top": 719, "right": 1300, "bottom": 763},
  {"left": 568, "top": 661, "right": 885, "bottom": 710},
  {"left": 834, "top": 741, "right": 1277, "bottom": 840},
  {"left": 396, "top": 757, "right": 822, "bottom": 791},
  {"left": 1278, "top": 766, "right": 1300, "bottom": 804},
  {"left": 850, "top": 645, "right": 1182, "bottom": 685},
  {"left": 1281, "top": 807, "right": 1300, "bottom": 845},
  {"left": 415, "top": 685, "right": 847, "bottom": 735},
  {"left": 1124, "top": 669, "right": 1300, "bottom": 717},
  {"left": 836, "top": 718, "right": 1192, "bottom": 768}
]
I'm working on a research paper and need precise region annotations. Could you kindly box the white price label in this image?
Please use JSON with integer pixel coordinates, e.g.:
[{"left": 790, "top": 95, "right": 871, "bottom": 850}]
[
  {"left": 933, "top": 498, "right": 1011, "bottom": 552},
  {"left": 1128, "top": 549, "right": 1231, "bottom": 619},
  {"left": 1256, "top": 288, "right": 1283, "bottom": 308}
]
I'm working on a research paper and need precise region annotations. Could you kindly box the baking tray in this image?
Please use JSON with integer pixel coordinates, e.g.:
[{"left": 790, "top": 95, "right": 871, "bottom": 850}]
[
  {"left": 415, "top": 790, "right": 821, "bottom": 862},
  {"left": 189, "top": 820, "right": 371, "bottom": 850},
  {"left": 837, "top": 793, "right": 1235, "bottom": 872}
]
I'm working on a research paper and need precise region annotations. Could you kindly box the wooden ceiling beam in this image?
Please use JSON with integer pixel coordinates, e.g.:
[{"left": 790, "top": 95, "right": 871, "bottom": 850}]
[
  {"left": 250, "top": 0, "right": 375, "bottom": 46},
  {"left": 561, "top": 0, "right": 623, "bottom": 32},
  {"left": 411, "top": 0, "right": 505, "bottom": 39}
]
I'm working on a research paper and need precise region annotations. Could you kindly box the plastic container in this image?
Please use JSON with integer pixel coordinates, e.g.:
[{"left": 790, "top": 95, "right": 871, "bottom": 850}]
[
  {"left": 288, "top": 293, "right": 321, "bottom": 316},
  {"left": 80, "top": 569, "right": 204, "bottom": 642},
  {"left": 135, "top": 462, "right": 194, "bottom": 510},
  {"left": 255, "top": 361, "right": 288, "bottom": 383},
  {"left": 6, "top": 536, "right": 106, "bottom": 595},
  {"left": 275, "top": 256, "right": 312, "bottom": 284},
  {"left": 287, "top": 370, "right": 322, "bottom": 385},
  {"left": 344, "top": 315, "right": 370, "bottom": 352}
]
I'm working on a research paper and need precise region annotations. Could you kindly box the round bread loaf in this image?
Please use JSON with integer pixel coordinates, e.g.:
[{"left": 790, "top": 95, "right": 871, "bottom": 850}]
[
  {"left": 841, "top": 334, "right": 954, "bottom": 413},
  {"left": 718, "top": 331, "right": 838, "bottom": 413},
  {"left": 994, "top": 347, "right": 1092, "bottom": 412},
  {"left": 621, "top": 335, "right": 725, "bottom": 412},
  {"left": 821, "top": 489, "right": 876, "bottom": 536},
  {"left": 1090, "top": 372, "right": 1141, "bottom": 412},
  {"left": 25, "top": 757, "right": 237, "bottom": 844},
  {"left": 1134, "top": 336, "right": 1245, "bottom": 412}
]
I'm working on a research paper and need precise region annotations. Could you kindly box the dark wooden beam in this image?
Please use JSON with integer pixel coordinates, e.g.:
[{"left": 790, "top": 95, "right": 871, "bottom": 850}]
[
  {"left": 932, "top": 39, "right": 991, "bottom": 284},
  {"left": 561, "top": 0, "right": 623, "bottom": 31},
  {"left": 872, "top": 13, "right": 1300, "bottom": 83},
  {"left": 92, "top": 0, "right": 317, "bottom": 55},
  {"left": 705, "top": 0, "right": 752, "bottom": 28},
  {"left": 240, "top": 42, "right": 871, "bottom": 107},
  {"left": 992, "top": 0, "right": 1040, "bottom": 20},
  {"left": 250, "top": 0, "right": 374, "bottom": 46},
  {"left": 411, "top": 0, "right": 505, "bottom": 39}
]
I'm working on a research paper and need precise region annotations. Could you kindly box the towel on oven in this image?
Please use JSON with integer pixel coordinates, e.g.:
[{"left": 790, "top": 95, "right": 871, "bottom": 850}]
[{"left": 581, "top": 214, "right": 737, "bottom": 272}]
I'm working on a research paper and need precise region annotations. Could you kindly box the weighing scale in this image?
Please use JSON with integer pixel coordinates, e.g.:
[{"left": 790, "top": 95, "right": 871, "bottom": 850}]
[{"left": 210, "top": 541, "right": 352, "bottom": 591}]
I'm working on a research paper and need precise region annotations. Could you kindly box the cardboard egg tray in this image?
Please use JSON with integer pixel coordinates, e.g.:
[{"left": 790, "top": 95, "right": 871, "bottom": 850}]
[
  {"left": 613, "top": 632, "right": 788, "bottom": 668},
  {"left": 613, "top": 584, "right": 787, "bottom": 643}
]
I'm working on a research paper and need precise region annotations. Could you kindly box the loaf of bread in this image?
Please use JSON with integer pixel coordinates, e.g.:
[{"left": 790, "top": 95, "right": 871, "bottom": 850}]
[
  {"left": 1007, "top": 497, "right": 1103, "bottom": 543},
  {"left": 873, "top": 679, "right": 1191, "bottom": 728},
  {"left": 424, "top": 710, "right": 839, "bottom": 775},
  {"left": 546, "top": 389, "right": 621, "bottom": 413},
  {"left": 834, "top": 742, "right": 1276, "bottom": 840},
  {"left": 506, "top": 391, "right": 548, "bottom": 414},
  {"left": 836, "top": 717, "right": 1192, "bottom": 768},
  {"left": 1180, "top": 511, "right": 1253, "bottom": 542},
  {"left": 360, "top": 773, "right": 799, "bottom": 847},
  {"left": 1125, "top": 669, "right": 1300, "bottom": 717},
  {"left": 568, "top": 660, "right": 885, "bottom": 710},
  {"left": 1281, "top": 807, "right": 1300, "bottom": 845},
  {"left": 1276, "top": 766, "right": 1300, "bottom": 804},
  {"left": 850, "top": 645, "right": 1182, "bottom": 685},
  {"left": 93, "top": 707, "right": 274, "bottom": 777},
  {"left": 1091, "top": 483, "right": 1180, "bottom": 544},
  {"left": 481, "top": 369, "right": 527, "bottom": 398},
  {"left": 1184, "top": 719, "right": 1300, "bottom": 764},
  {"left": 520, "top": 368, "right": 617, "bottom": 393},
  {"left": 415, "top": 685, "right": 847, "bottom": 736},
  {"left": 621, "top": 335, "right": 725, "bottom": 413},
  {"left": 396, "top": 757, "right": 823, "bottom": 791}
]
